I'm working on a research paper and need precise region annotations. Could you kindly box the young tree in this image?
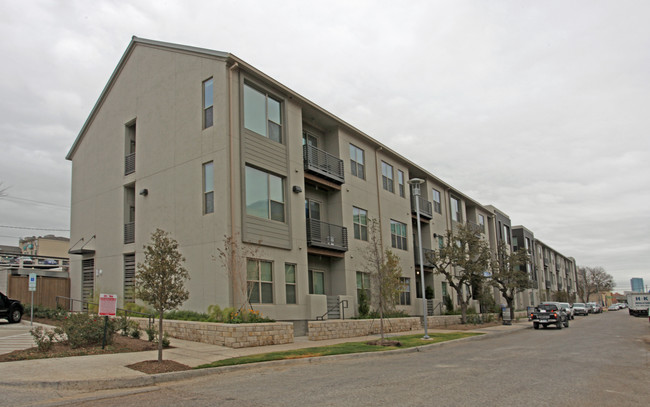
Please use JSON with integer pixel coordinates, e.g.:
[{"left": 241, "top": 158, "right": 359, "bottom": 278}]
[
  {"left": 426, "top": 224, "right": 490, "bottom": 324},
  {"left": 216, "top": 234, "right": 260, "bottom": 312},
  {"left": 579, "top": 266, "right": 615, "bottom": 302},
  {"left": 136, "top": 229, "right": 189, "bottom": 362},
  {"left": 363, "top": 219, "right": 403, "bottom": 344},
  {"left": 489, "top": 240, "right": 531, "bottom": 320}
]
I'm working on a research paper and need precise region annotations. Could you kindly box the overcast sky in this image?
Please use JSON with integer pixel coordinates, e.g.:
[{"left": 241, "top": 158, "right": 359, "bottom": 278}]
[{"left": 1, "top": 0, "right": 648, "bottom": 292}]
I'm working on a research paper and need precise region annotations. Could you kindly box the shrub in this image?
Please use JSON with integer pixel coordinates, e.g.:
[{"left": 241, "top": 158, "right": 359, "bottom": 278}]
[
  {"left": 358, "top": 290, "right": 370, "bottom": 317},
  {"left": 443, "top": 295, "right": 454, "bottom": 313},
  {"left": 129, "top": 326, "right": 141, "bottom": 339},
  {"left": 164, "top": 309, "right": 211, "bottom": 321},
  {"left": 27, "top": 304, "right": 67, "bottom": 320},
  {"left": 30, "top": 326, "right": 62, "bottom": 352},
  {"left": 145, "top": 326, "right": 156, "bottom": 342},
  {"left": 59, "top": 313, "right": 116, "bottom": 349},
  {"left": 226, "top": 309, "right": 274, "bottom": 324}
]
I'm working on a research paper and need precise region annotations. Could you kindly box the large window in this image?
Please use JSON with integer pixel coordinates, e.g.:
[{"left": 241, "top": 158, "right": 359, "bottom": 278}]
[
  {"left": 503, "top": 225, "right": 511, "bottom": 244},
  {"left": 349, "top": 144, "right": 365, "bottom": 179},
  {"left": 450, "top": 196, "right": 462, "bottom": 222},
  {"left": 244, "top": 83, "right": 282, "bottom": 143},
  {"left": 245, "top": 166, "right": 285, "bottom": 222},
  {"left": 390, "top": 219, "right": 407, "bottom": 250},
  {"left": 203, "top": 78, "right": 213, "bottom": 129},
  {"left": 478, "top": 214, "right": 485, "bottom": 232},
  {"left": 247, "top": 259, "right": 273, "bottom": 304},
  {"left": 399, "top": 277, "right": 411, "bottom": 305},
  {"left": 285, "top": 264, "right": 296, "bottom": 304},
  {"left": 203, "top": 161, "right": 214, "bottom": 214},
  {"left": 398, "top": 170, "right": 405, "bottom": 197},
  {"left": 382, "top": 161, "right": 394, "bottom": 192},
  {"left": 432, "top": 188, "right": 441, "bottom": 214},
  {"left": 309, "top": 270, "right": 325, "bottom": 295},
  {"left": 353, "top": 207, "right": 368, "bottom": 241}
]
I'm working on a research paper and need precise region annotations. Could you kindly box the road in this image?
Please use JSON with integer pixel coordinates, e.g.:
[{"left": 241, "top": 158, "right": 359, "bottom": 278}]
[{"left": 5, "top": 310, "right": 650, "bottom": 406}]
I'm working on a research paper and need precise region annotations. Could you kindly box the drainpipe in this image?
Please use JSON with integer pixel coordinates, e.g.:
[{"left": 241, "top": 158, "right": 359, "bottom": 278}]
[
  {"left": 228, "top": 61, "right": 239, "bottom": 307},
  {"left": 374, "top": 146, "right": 384, "bottom": 251}
]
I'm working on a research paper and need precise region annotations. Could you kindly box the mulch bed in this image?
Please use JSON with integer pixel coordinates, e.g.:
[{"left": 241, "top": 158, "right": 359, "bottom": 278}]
[
  {"left": 366, "top": 340, "right": 402, "bottom": 346},
  {"left": 127, "top": 360, "right": 192, "bottom": 374}
]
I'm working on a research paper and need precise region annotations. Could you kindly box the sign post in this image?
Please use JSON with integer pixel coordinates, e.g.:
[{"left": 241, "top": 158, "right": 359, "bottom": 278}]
[
  {"left": 98, "top": 294, "right": 118, "bottom": 349},
  {"left": 28, "top": 273, "right": 37, "bottom": 326}
]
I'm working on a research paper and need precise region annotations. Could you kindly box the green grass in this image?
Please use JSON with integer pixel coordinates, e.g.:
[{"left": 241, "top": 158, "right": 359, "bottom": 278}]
[{"left": 195, "top": 332, "right": 482, "bottom": 369}]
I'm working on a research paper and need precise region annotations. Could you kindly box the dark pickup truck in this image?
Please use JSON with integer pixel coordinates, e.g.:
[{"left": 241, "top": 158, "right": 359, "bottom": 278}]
[
  {"left": 530, "top": 303, "right": 569, "bottom": 330},
  {"left": 0, "top": 291, "right": 24, "bottom": 323}
]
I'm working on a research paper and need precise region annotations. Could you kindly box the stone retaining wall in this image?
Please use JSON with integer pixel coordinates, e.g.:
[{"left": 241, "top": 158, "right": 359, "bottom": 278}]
[
  {"left": 308, "top": 317, "right": 421, "bottom": 341},
  {"left": 133, "top": 318, "right": 293, "bottom": 349}
]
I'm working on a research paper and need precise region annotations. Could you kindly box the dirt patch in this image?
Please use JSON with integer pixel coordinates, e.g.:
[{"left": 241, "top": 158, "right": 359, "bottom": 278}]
[
  {"left": 429, "top": 320, "right": 504, "bottom": 330},
  {"left": 366, "top": 340, "right": 402, "bottom": 346},
  {"left": 126, "top": 360, "right": 192, "bottom": 374}
]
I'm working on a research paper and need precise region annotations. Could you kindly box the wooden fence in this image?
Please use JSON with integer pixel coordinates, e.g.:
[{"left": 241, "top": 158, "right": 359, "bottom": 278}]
[{"left": 8, "top": 274, "right": 70, "bottom": 309}]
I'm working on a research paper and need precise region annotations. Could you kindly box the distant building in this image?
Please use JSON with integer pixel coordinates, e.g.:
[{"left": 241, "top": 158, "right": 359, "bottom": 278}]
[
  {"left": 19, "top": 235, "right": 70, "bottom": 259},
  {"left": 630, "top": 278, "right": 644, "bottom": 292}
]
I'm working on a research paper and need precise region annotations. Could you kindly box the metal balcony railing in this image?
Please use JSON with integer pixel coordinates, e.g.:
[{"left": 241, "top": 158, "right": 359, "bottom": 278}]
[
  {"left": 410, "top": 196, "right": 433, "bottom": 219},
  {"left": 306, "top": 218, "right": 348, "bottom": 252},
  {"left": 124, "top": 222, "right": 135, "bottom": 244},
  {"left": 125, "top": 153, "right": 135, "bottom": 175},
  {"left": 467, "top": 220, "right": 485, "bottom": 234},
  {"left": 303, "top": 144, "right": 344, "bottom": 184},
  {"left": 414, "top": 246, "right": 435, "bottom": 267}
]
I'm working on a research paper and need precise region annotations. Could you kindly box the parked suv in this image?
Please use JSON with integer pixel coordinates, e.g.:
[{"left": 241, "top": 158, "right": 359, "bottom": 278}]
[
  {"left": 0, "top": 291, "right": 24, "bottom": 323},
  {"left": 573, "top": 303, "right": 589, "bottom": 316},
  {"left": 559, "top": 302, "right": 574, "bottom": 320}
]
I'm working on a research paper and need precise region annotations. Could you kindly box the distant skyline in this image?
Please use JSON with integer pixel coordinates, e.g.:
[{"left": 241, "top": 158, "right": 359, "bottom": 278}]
[{"left": 1, "top": 1, "right": 648, "bottom": 292}]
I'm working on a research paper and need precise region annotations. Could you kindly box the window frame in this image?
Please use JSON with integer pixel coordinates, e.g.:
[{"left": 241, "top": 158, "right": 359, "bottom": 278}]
[
  {"left": 381, "top": 161, "right": 394, "bottom": 193},
  {"left": 390, "top": 219, "right": 407, "bottom": 250},
  {"left": 309, "top": 269, "right": 325, "bottom": 295},
  {"left": 397, "top": 170, "right": 405, "bottom": 197},
  {"left": 356, "top": 271, "right": 370, "bottom": 300},
  {"left": 450, "top": 196, "right": 462, "bottom": 222},
  {"left": 432, "top": 188, "right": 441, "bottom": 214},
  {"left": 245, "top": 165, "right": 285, "bottom": 222},
  {"left": 203, "top": 161, "right": 214, "bottom": 214},
  {"left": 478, "top": 214, "right": 485, "bottom": 232},
  {"left": 399, "top": 277, "right": 411, "bottom": 305},
  {"left": 203, "top": 78, "right": 214, "bottom": 129},
  {"left": 243, "top": 82, "right": 283, "bottom": 143},
  {"left": 285, "top": 263, "right": 296, "bottom": 304},
  {"left": 247, "top": 259, "right": 274, "bottom": 304},
  {"left": 352, "top": 206, "right": 368, "bottom": 241},
  {"left": 349, "top": 144, "right": 365, "bottom": 180}
]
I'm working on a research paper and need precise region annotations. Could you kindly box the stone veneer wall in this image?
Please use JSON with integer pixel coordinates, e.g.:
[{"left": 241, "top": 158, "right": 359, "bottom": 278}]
[
  {"left": 133, "top": 318, "right": 293, "bottom": 349},
  {"left": 308, "top": 317, "right": 421, "bottom": 341}
]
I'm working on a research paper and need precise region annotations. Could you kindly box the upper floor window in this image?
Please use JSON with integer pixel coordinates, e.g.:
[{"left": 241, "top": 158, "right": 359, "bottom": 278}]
[
  {"left": 432, "top": 188, "right": 441, "bottom": 214},
  {"left": 390, "top": 219, "right": 407, "bottom": 250},
  {"left": 349, "top": 144, "right": 365, "bottom": 179},
  {"left": 245, "top": 165, "right": 285, "bottom": 222},
  {"left": 353, "top": 207, "right": 368, "bottom": 241},
  {"left": 203, "top": 161, "right": 214, "bottom": 214},
  {"left": 244, "top": 83, "right": 282, "bottom": 143},
  {"left": 124, "top": 121, "right": 136, "bottom": 175},
  {"left": 381, "top": 161, "right": 394, "bottom": 193},
  {"left": 450, "top": 196, "right": 462, "bottom": 222},
  {"left": 503, "top": 225, "right": 511, "bottom": 244},
  {"left": 478, "top": 214, "right": 485, "bottom": 232},
  {"left": 285, "top": 264, "right": 296, "bottom": 304},
  {"left": 438, "top": 235, "right": 444, "bottom": 248},
  {"left": 203, "top": 78, "right": 214, "bottom": 129},
  {"left": 247, "top": 259, "right": 273, "bottom": 304},
  {"left": 397, "top": 170, "right": 405, "bottom": 197}
]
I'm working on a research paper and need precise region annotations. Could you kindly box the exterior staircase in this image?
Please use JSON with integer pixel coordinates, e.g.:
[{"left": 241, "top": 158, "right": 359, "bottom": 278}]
[{"left": 326, "top": 296, "right": 341, "bottom": 319}]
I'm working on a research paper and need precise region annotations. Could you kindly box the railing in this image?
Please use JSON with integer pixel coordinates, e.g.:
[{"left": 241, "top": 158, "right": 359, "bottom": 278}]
[
  {"left": 124, "top": 153, "right": 135, "bottom": 175},
  {"left": 430, "top": 301, "right": 445, "bottom": 316},
  {"left": 316, "top": 299, "right": 348, "bottom": 321},
  {"left": 306, "top": 218, "right": 348, "bottom": 252},
  {"left": 124, "top": 222, "right": 135, "bottom": 244},
  {"left": 303, "top": 144, "right": 345, "bottom": 184},
  {"left": 411, "top": 196, "right": 433, "bottom": 219},
  {"left": 55, "top": 296, "right": 155, "bottom": 330},
  {"left": 467, "top": 220, "right": 484, "bottom": 234},
  {"left": 413, "top": 246, "right": 435, "bottom": 267}
]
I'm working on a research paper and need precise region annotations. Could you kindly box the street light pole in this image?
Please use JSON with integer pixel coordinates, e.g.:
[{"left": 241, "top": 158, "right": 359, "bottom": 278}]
[{"left": 408, "top": 178, "right": 430, "bottom": 339}]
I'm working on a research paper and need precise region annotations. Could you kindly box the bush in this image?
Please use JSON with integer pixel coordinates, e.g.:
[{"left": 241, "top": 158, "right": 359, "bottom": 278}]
[
  {"left": 27, "top": 304, "right": 67, "bottom": 320},
  {"left": 59, "top": 313, "right": 116, "bottom": 349},
  {"left": 164, "top": 309, "right": 211, "bottom": 321},
  {"left": 30, "top": 326, "right": 63, "bottom": 352},
  {"left": 443, "top": 295, "right": 454, "bottom": 313},
  {"left": 145, "top": 326, "right": 156, "bottom": 342},
  {"left": 226, "top": 309, "right": 274, "bottom": 324},
  {"left": 129, "top": 326, "right": 141, "bottom": 339},
  {"left": 358, "top": 290, "right": 370, "bottom": 317}
]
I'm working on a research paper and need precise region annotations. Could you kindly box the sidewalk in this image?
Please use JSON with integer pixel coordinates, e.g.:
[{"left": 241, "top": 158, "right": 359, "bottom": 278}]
[{"left": 1, "top": 321, "right": 529, "bottom": 390}]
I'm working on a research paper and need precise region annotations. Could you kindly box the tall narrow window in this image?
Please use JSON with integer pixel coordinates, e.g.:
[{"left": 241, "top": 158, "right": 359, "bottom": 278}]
[
  {"left": 356, "top": 271, "right": 370, "bottom": 300},
  {"left": 247, "top": 259, "right": 273, "bottom": 304},
  {"left": 398, "top": 170, "right": 405, "bottom": 197},
  {"left": 381, "top": 161, "right": 394, "bottom": 192},
  {"left": 203, "top": 78, "right": 214, "bottom": 129},
  {"left": 124, "top": 121, "right": 136, "bottom": 175},
  {"left": 285, "top": 264, "right": 296, "bottom": 304},
  {"left": 442, "top": 281, "right": 448, "bottom": 297},
  {"left": 203, "top": 161, "right": 214, "bottom": 214},
  {"left": 450, "top": 196, "right": 462, "bottom": 222},
  {"left": 399, "top": 277, "right": 411, "bottom": 305},
  {"left": 352, "top": 207, "right": 368, "bottom": 241},
  {"left": 244, "top": 83, "right": 282, "bottom": 143},
  {"left": 245, "top": 166, "right": 285, "bottom": 222},
  {"left": 478, "top": 214, "right": 485, "bottom": 232},
  {"left": 390, "top": 219, "right": 407, "bottom": 250},
  {"left": 309, "top": 270, "right": 325, "bottom": 295},
  {"left": 438, "top": 235, "right": 444, "bottom": 249},
  {"left": 124, "top": 254, "right": 135, "bottom": 303},
  {"left": 349, "top": 144, "right": 365, "bottom": 179},
  {"left": 432, "top": 189, "right": 441, "bottom": 214}
]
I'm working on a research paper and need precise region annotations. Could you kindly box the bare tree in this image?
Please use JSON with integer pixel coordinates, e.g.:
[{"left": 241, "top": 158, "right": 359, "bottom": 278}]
[
  {"left": 0, "top": 182, "right": 8, "bottom": 197},
  {"left": 216, "top": 234, "right": 261, "bottom": 312},
  {"left": 579, "top": 266, "right": 615, "bottom": 302},
  {"left": 136, "top": 229, "right": 189, "bottom": 362},
  {"left": 489, "top": 240, "right": 531, "bottom": 320},
  {"left": 426, "top": 224, "right": 490, "bottom": 324}
]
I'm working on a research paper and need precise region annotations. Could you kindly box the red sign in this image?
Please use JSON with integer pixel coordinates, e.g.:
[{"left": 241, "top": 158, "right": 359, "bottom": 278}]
[{"left": 98, "top": 294, "right": 118, "bottom": 316}]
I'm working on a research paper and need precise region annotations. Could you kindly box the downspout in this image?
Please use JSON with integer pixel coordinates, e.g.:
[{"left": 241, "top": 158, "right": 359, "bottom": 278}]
[
  {"left": 228, "top": 62, "right": 239, "bottom": 308},
  {"left": 374, "top": 146, "right": 384, "bottom": 251}
]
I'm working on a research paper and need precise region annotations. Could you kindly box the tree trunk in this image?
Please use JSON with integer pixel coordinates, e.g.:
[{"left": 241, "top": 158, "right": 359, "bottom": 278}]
[
  {"left": 460, "top": 301, "right": 468, "bottom": 324},
  {"left": 379, "top": 297, "right": 385, "bottom": 344},
  {"left": 506, "top": 296, "right": 515, "bottom": 321},
  {"left": 158, "top": 312, "right": 163, "bottom": 362}
]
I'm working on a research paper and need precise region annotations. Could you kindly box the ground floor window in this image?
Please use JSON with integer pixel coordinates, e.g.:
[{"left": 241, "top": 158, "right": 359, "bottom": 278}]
[
  {"left": 309, "top": 270, "right": 324, "bottom": 295},
  {"left": 285, "top": 263, "right": 296, "bottom": 304},
  {"left": 399, "top": 277, "right": 411, "bottom": 305},
  {"left": 247, "top": 259, "right": 273, "bottom": 304}
]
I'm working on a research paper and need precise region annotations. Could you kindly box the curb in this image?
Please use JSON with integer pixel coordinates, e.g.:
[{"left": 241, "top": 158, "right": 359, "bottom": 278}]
[{"left": 4, "top": 324, "right": 528, "bottom": 391}]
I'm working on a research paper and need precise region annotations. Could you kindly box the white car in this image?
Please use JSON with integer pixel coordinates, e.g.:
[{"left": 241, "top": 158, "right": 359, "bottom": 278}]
[{"left": 559, "top": 302, "right": 574, "bottom": 320}]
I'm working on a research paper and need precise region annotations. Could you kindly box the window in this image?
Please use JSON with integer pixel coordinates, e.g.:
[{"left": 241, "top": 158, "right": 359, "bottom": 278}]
[
  {"left": 390, "top": 220, "right": 407, "bottom": 250},
  {"left": 438, "top": 235, "right": 444, "bottom": 249},
  {"left": 356, "top": 271, "right": 370, "bottom": 300},
  {"left": 442, "top": 281, "right": 448, "bottom": 298},
  {"left": 285, "top": 264, "right": 296, "bottom": 304},
  {"left": 381, "top": 162, "right": 394, "bottom": 192},
  {"left": 203, "top": 78, "right": 213, "bottom": 128},
  {"left": 309, "top": 270, "right": 325, "bottom": 295},
  {"left": 399, "top": 277, "right": 411, "bottom": 305},
  {"left": 124, "top": 121, "right": 136, "bottom": 175},
  {"left": 478, "top": 214, "right": 485, "bottom": 232},
  {"left": 525, "top": 237, "right": 531, "bottom": 252},
  {"left": 353, "top": 207, "right": 368, "bottom": 241},
  {"left": 432, "top": 189, "right": 441, "bottom": 214},
  {"left": 247, "top": 259, "right": 273, "bottom": 304},
  {"left": 245, "top": 166, "right": 285, "bottom": 222},
  {"left": 123, "top": 254, "right": 135, "bottom": 303},
  {"left": 203, "top": 162, "right": 214, "bottom": 214},
  {"left": 450, "top": 196, "right": 462, "bottom": 222},
  {"left": 349, "top": 144, "right": 365, "bottom": 179},
  {"left": 244, "top": 83, "right": 282, "bottom": 143},
  {"left": 398, "top": 170, "right": 405, "bottom": 197},
  {"left": 503, "top": 225, "right": 511, "bottom": 244}
]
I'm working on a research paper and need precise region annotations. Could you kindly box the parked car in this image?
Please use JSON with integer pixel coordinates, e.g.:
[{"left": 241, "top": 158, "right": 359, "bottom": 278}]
[
  {"left": 607, "top": 304, "right": 620, "bottom": 311},
  {"left": 587, "top": 302, "right": 602, "bottom": 313},
  {"left": 573, "top": 303, "right": 589, "bottom": 316},
  {"left": 530, "top": 303, "right": 569, "bottom": 330},
  {"left": 0, "top": 291, "right": 24, "bottom": 323},
  {"left": 559, "top": 302, "right": 574, "bottom": 320}
]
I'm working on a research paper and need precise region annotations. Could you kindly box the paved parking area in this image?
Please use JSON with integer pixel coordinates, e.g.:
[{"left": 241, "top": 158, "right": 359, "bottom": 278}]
[{"left": 0, "top": 321, "right": 38, "bottom": 354}]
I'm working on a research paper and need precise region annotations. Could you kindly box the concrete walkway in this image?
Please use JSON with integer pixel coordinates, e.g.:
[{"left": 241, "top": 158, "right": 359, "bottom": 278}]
[{"left": 1, "top": 320, "right": 529, "bottom": 390}]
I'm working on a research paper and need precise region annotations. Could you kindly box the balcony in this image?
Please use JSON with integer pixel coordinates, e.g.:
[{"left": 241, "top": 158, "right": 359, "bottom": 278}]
[
  {"left": 125, "top": 153, "right": 135, "bottom": 175},
  {"left": 124, "top": 222, "right": 135, "bottom": 244},
  {"left": 545, "top": 280, "right": 551, "bottom": 289},
  {"left": 303, "top": 144, "right": 344, "bottom": 185},
  {"left": 414, "top": 246, "right": 435, "bottom": 268},
  {"left": 467, "top": 220, "right": 485, "bottom": 234},
  {"left": 410, "top": 196, "right": 433, "bottom": 220},
  {"left": 306, "top": 218, "right": 348, "bottom": 253}
]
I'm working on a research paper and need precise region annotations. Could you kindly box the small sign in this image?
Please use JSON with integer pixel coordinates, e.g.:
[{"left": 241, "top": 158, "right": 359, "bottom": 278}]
[
  {"left": 28, "top": 273, "right": 37, "bottom": 292},
  {"left": 98, "top": 294, "right": 118, "bottom": 316}
]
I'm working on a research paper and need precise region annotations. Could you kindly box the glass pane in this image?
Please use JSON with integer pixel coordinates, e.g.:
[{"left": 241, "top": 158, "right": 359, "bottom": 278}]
[
  {"left": 359, "top": 210, "right": 366, "bottom": 225},
  {"left": 361, "top": 226, "right": 367, "bottom": 241},
  {"left": 286, "top": 285, "right": 296, "bottom": 304},
  {"left": 245, "top": 166, "right": 269, "bottom": 218},
  {"left": 350, "top": 160, "right": 357, "bottom": 177},
  {"left": 314, "top": 272, "right": 324, "bottom": 295},
  {"left": 356, "top": 272, "right": 362, "bottom": 289},
  {"left": 359, "top": 164, "right": 365, "bottom": 179},
  {"left": 353, "top": 224, "right": 360, "bottom": 240},
  {"left": 204, "top": 162, "right": 214, "bottom": 192},
  {"left": 269, "top": 175, "right": 283, "bottom": 202},
  {"left": 353, "top": 208, "right": 359, "bottom": 224},
  {"left": 204, "top": 191, "right": 214, "bottom": 214},
  {"left": 363, "top": 273, "right": 370, "bottom": 288},
  {"left": 248, "top": 281, "right": 259, "bottom": 303},
  {"left": 244, "top": 84, "right": 267, "bottom": 137},
  {"left": 268, "top": 121, "right": 281, "bottom": 143},
  {"left": 261, "top": 282, "right": 273, "bottom": 303},
  {"left": 260, "top": 261, "right": 272, "bottom": 281},
  {"left": 285, "top": 264, "right": 295, "bottom": 283},
  {"left": 203, "top": 79, "right": 213, "bottom": 108},
  {"left": 247, "top": 260, "right": 258, "bottom": 280},
  {"left": 204, "top": 106, "right": 213, "bottom": 128},
  {"left": 268, "top": 97, "right": 281, "bottom": 124},
  {"left": 270, "top": 201, "right": 285, "bottom": 222},
  {"left": 309, "top": 201, "right": 320, "bottom": 221}
]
